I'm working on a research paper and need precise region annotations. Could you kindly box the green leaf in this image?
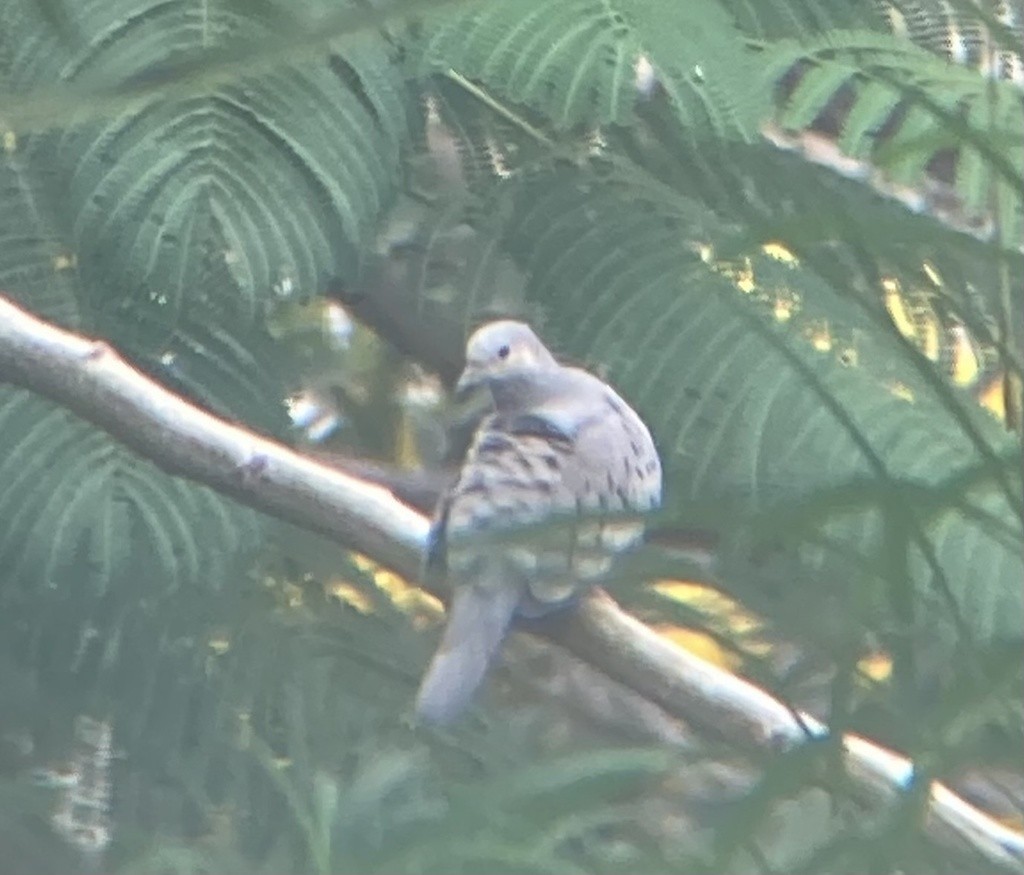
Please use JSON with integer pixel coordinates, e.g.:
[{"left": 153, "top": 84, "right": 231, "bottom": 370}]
[
  {"left": 412, "top": 0, "right": 762, "bottom": 136},
  {"left": 500, "top": 169, "right": 1023, "bottom": 652}
]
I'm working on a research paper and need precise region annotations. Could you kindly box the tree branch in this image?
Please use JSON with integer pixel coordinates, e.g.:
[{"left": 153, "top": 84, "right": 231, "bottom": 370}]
[
  {"left": 0, "top": 293, "right": 1020, "bottom": 872},
  {"left": 0, "top": 296, "right": 429, "bottom": 579}
]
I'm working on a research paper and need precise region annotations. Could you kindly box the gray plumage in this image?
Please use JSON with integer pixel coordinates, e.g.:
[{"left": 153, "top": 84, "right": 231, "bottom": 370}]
[{"left": 414, "top": 321, "right": 662, "bottom": 725}]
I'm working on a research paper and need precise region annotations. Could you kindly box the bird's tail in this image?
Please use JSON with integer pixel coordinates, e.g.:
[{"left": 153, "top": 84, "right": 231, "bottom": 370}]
[{"left": 414, "top": 582, "right": 521, "bottom": 726}]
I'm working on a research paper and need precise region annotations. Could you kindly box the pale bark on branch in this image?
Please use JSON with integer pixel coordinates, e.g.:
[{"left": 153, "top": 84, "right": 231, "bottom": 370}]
[{"left": 0, "top": 293, "right": 1021, "bottom": 872}]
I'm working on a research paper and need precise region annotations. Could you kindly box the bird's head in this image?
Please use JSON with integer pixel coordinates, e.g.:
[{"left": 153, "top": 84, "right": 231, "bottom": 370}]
[{"left": 455, "top": 320, "right": 558, "bottom": 395}]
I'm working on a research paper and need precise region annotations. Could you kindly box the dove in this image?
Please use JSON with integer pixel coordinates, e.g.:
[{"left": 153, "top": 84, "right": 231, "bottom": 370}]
[{"left": 414, "top": 320, "right": 662, "bottom": 725}]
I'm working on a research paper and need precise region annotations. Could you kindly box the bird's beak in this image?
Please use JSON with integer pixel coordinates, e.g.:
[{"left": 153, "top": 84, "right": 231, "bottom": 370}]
[{"left": 454, "top": 366, "right": 482, "bottom": 398}]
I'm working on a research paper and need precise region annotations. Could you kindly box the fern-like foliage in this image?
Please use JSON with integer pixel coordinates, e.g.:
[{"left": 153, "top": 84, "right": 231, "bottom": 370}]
[
  {"left": 411, "top": 0, "right": 767, "bottom": 137},
  {"left": 0, "top": 0, "right": 1020, "bottom": 872},
  {"left": 384, "top": 0, "right": 1024, "bottom": 715},
  {"left": 764, "top": 28, "right": 1024, "bottom": 248},
  {"left": 499, "top": 164, "right": 1020, "bottom": 638},
  {"left": 0, "top": 0, "right": 408, "bottom": 635},
  {"left": 0, "top": 0, "right": 412, "bottom": 809}
]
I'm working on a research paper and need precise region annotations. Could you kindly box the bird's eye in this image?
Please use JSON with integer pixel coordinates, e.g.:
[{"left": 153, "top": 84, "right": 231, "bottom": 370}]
[{"left": 497, "top": 344, "right": 510, "bottom": 360}]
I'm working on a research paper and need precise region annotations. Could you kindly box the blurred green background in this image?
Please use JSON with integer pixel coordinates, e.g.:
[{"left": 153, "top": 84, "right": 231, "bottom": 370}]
[{"left": 0, "top": 0, "right": 1021, "bottom": 872}]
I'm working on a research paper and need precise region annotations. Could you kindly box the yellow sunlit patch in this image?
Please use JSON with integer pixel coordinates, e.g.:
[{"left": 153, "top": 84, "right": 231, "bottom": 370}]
[
  {"left": 735, "top": 259, "right": 755, "bottom": 293},
  {"left": 208, "top": 636, "right": 231, "bottom": 656},
  {"left": 857, "top": 651, "right": 892, "bottom": 682},
  {"left": 655, "top": 624, "right": 741, "bottom": 671},
  {"left": 888, "top": 381, "right": 914, "bottom": 402},
  {"left": 53, "top": 253, "right": 76, "bottom": 272},
  {"left": 921, "top": 261, "right": 942, "bottom": 288},
  {"left": 351, "top": 554, "right": 444, "bottom": 617},
  {"left": 808, "top": 323, "right": 832, "bottom": 352},
  {"left": 350, "top": 553, "right": 375, "bottom": 574},
  {"left": 947, "top": 325, "right": 980, "bottom": 386},
  {"left": 651, "top": 581, "right": 772, "bottom": 658},
  {"left": 3, "top": 131, "right": 15, "bottom": 153},
  {"left": 883, "top": 279, "right": 917, "bottom": 340},
  {"left": 325, "top": 580, "right": 373, "bottom": 614},
  {"left": 711, "top": 255, "right": 757, "bottom": 294},
  {"left": 978, "top": 374, "right": 1006, "bottom": 422},
  {"left": 654, "top": 580, "right": 726, "bottom": 609},
  {"left": 698, "top": 243, "right": 714, "bottom": 264},
  {"left": 762, "top": 242, "right": 797, "bottom": 264},
  {"left": 774, "top": 295, "right": 794, "bottom": 322}
]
